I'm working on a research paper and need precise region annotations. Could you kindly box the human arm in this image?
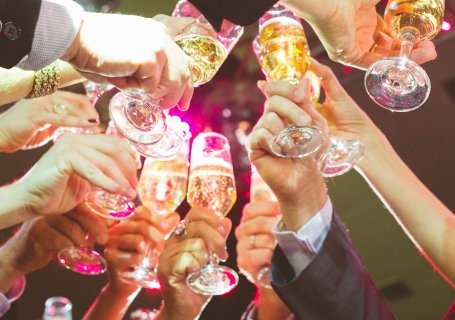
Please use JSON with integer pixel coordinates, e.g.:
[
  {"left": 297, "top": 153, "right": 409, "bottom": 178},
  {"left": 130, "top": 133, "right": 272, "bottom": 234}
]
[
  {"left": 3, "top": 0, "right": 193, "bottom": 110},
  {"left": 235, "top": 201, "right": 292, "bottom": 320},
  {"left": 0, "top": 203, "right": 108, "bottom": 297},
  {"left": 154, "top": 207, "right": 231, "bottom": 320},
  {"left": 83, "top": 206, "right": 180, "bottom": 320},
  {"left": 281, "top": 0, "right": 437, "bottom": 69},
  {"left": 0, "top": 60, "right": 85, "bottom": 106},
  {"left": 247, "top": 76, "right": 394, "bottom": 319},
  {"left": 309, "top": 58, "right": 455, "bottom": 286},
  {"left": 0, "top": 132, "right": 138, "bottom": 230}
]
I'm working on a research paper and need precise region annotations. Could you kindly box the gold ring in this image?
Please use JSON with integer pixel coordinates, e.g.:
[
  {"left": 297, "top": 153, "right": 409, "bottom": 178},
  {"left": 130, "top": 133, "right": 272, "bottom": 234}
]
[
  {"left": 52, "top": 104, "right": 68, "bottom": 115},
  {"left": 369, "top": 43, "right": 378, "bottom": 53}
]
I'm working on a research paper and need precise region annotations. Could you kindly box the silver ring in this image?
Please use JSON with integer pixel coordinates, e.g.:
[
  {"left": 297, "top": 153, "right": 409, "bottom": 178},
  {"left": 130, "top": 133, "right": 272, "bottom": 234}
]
[
  {"left": 249, "top": 234, "right": 257, "bottom": 249},
  {"left": 174, "top": 219, "right": 188, "bottom": 240},
  {"left": 52, "top": 103, "right": 68, "bottom": 115}
]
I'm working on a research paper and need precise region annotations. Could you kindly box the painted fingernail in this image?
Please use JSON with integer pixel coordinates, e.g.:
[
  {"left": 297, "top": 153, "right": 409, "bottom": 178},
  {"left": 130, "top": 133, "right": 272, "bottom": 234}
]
[
  {"left": 217, "top": 224, "right": 225, "bottom": 235},
  {"left": 88, "top": 118, "right": 99, "bottom": 123}
]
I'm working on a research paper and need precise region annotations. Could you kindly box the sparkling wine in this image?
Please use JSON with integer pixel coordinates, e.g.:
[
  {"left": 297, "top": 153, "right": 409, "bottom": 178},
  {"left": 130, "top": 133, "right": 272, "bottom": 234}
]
[
  {"left": 138, "top": 156, "right": 188, "bottom": 215},
  {"left": 187, "top": 159, "right": 236, "bottom": 217},
  {"left": 257, "top": 17, "right": 310, "bottom": 82},
  {"left": 175, "top": 34, "right": 227, "bottom": 86},
  {"left": 385, "top": 0, "right": 445, "bottom": 40}
]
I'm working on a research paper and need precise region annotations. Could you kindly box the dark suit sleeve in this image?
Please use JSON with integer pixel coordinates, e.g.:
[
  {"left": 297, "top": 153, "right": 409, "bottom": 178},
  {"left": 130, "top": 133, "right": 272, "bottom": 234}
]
[
  {"left": 0, "top": 0, "right": 42, "bottom": 68},
  {"left": 270, "top": 213, "right": 395, "bottom": 320},
  {"left": 188, "top": 0, "right": 278, "bottom": 30}
]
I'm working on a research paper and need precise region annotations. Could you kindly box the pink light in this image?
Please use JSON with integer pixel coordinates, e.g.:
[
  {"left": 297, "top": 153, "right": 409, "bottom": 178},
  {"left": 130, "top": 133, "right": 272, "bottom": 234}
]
[{"left": 441, "top": 20, "right": 452, "bottom": 31}]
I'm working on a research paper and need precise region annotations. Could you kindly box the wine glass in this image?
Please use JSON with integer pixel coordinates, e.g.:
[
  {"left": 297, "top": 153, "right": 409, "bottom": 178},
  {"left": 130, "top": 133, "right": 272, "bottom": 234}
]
[
  {"left": 250, "top": 164, "right": 277, "bottom": 289},
  {"left": 364, "top": 0, "right": 445, "bottom": 111},
  {"left": 109, "top": 0, "right": 244, "bottom": 158},
  {"left": 121, "top": 119, "right": 190, "bottom": 289},
  {"left": 303, "top": 70, "right": 364, "bottom": 177},
  {"left": 253, "top": 4, "right": 324, "bottom": 158},
  {"left": 186, "top": 132, "right": 238, "bottom": 295}
]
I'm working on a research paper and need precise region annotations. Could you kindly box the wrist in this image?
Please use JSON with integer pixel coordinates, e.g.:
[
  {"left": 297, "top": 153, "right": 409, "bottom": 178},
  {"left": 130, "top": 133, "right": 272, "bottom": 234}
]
[
  {"left": 0, "top": 182, "right": 36, "bottom": 230},
  {"left": 0, "top": 246, "right": 26, "bottom": 293},
  {"left": 279, "top": 176, "right": 327, "bottom": 232}
]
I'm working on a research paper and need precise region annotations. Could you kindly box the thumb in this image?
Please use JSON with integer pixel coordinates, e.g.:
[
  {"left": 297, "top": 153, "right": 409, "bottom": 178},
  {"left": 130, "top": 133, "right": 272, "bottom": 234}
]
[{"left": 153, "top": 15, "right": 196, "bottom": 37}]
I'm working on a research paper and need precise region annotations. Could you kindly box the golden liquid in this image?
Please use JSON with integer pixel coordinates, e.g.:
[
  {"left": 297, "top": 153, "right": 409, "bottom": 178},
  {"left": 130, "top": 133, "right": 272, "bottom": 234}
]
[
  {"left": 175, "top": 34, "right": 227, "bottom": 86},
  {"left": 385, "top": 0, "right": 445, "bottom": 40},
  {"left": 187, "top": 160, "right": 236, "bottom": 217},
  {"left": 137, "top": 156, "right": 188, "bottom": 215},
  {"left": 258, "top": 17, "right": 311, "bottom": 82}
]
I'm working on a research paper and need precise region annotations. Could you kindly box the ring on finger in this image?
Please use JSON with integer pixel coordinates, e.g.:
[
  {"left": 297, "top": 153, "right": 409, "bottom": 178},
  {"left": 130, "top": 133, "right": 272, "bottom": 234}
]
[
  {"left": 249, "top": 234, "right": 257, "bottom": 249},
  {"left": 174, "top": 219, "right": 188, "bottom": 240},
  {"left": 52, "top": 103, "right": 69, "bottom": 115}
]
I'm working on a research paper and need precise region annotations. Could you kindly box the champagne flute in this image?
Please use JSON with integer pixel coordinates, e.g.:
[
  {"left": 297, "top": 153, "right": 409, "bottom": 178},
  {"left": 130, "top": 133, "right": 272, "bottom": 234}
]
[
  {"left": 303, "top": 71, "right": 364, "bottom": 177},
  {"left": 109, "top": 0, "right": 243, "bottom": 158},
  {"left": 186, "top": 132, "right": 238, "bottom": 295},
  {"left": 364, "top": 0, "right": 445, "bottom": 111},
  {"left": 253, "top": 5, "right": 324, "bottom": 158},
  {"left": 250, "top": 164, "right": 277, "bottom": 289},
  {"left": 121, "top": 119, "right": 190, "bottom": 289}
]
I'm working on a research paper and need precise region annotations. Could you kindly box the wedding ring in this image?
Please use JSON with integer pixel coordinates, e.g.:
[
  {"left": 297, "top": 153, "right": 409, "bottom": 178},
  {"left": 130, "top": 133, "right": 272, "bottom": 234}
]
[
  {"left": 174, "top": 219, "right": 188, "bottom": 240},
  {"left": 52, "top": 103, "right": 68, "bottom": 115},
  {"left": 369, "top": 43, "right": 378, "bottom": 53},
  {"left": 249, "top": 234, "right": 257, "bottom": 249}
]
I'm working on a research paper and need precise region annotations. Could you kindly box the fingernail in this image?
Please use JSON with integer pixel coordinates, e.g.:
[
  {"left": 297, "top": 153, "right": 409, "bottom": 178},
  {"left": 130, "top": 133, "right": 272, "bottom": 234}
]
[
  {"left": 88, "top": 118, "right": 99, "bottom": 123},
  {"left": 217, "top": 224, "right": 225, "bottom": 235},
  {"left": 298, "top": 114, "right": 310, "bottom": 125},
  {"left": 160, "top": 220, "right": 170, "bottom": 231},
  {"left": 96, "top": 233, "right": 108, "bottom": 244},
  {"left": 117, "top": 252, "right": 133, "bottom": 260},
  {"left": 127, "top": 188, "right": 137, "bottom": 199},
  {"left": 294, "top": 88, "right": 305, "bottom": 102}
]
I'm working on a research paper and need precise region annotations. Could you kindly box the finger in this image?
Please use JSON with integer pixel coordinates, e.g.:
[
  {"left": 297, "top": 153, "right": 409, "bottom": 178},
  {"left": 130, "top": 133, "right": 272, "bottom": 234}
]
[
  {"left": 65, "top": 204, "right": 109, "bottom": 244},
  {"left": 241, "top": 202, "right": 281, "bottom": 221},
  {"left": 235, "top": 217, "right": 278, "bottom": 240},
  {"left": 104, "top": 247, "right": 144, "bottom": 268},
  {"left": 107, "top": 234, "right": 148, "bottom": 254},
  {"left": 176, "top": 81, "right": 194, "bottom": 111},
  {"left": 254, "top": 111, "right": 288, "bottom": 137},
  {"left": 52, "top": 91, "right": 99, "bottom": 119},
  {"left": 152, "top": 15, "right": 196, "bottom": 37},
  {"left": 410, "top": 40, "right": 437, "bottom": 64},
  {"left": 264, "top": 94, "right": 312, "bottom": 126},
  {"left": 309, "top": 58, "right": 348, "bottom": 102},
  {"left": 110, "top": 221, "right": 165, "bottom": 252}
]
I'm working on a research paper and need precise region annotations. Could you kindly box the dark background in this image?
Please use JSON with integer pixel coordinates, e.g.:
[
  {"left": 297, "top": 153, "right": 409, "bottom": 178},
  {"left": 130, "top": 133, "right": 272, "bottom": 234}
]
[{"left": 1, "top": 0, "right": 454, "bottom": 319}]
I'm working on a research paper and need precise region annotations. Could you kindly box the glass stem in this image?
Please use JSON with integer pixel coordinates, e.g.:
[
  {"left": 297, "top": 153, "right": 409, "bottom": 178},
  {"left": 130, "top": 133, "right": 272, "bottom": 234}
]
[{"left": 399, "top": 28, "right": 419, "bottom": 59}]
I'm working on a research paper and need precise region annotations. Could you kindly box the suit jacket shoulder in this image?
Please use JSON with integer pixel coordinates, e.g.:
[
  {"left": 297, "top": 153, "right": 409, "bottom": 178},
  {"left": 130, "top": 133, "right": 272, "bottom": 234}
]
[
  {"left": 0, "top": 0, "right": 42, "bottom": 68},
  {"left": 270, "top": 213, "right": 395, "bottom": 320}
]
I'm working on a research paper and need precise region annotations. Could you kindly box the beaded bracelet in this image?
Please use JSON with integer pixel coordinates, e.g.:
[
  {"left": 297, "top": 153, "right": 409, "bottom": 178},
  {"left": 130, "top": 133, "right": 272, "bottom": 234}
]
[{"left": 26, "top": 62, "right": 60, "bottom": 99}]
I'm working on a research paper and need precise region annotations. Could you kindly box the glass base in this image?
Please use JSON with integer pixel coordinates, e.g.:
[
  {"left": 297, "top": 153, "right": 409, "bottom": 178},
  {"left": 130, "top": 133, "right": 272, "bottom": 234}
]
[
  {"left": 318, "top": 138, "right": 364, "bottom": 178},
  {"left": 186, "top": 264, "right": 239, "bottom": 296},
  {"left": 269, "top": 125, "right": 324, "bottom": 158},
  {"left": 109, "top": 90, "right": 166, "bottom": 144},
  {"left": 256, "top": 266, "right": 272, "bottom": 289},
  {"left": 121, "top": 267, "right": 161, "bottom": 290},
  {"left": 364, "top": 57, "right": 430, "bottom": 112},
  {"left": 132, "top": 128, "right": 183, "bottom": 158},
  {"left": 58, "top": 247, "right": 107, "bottom": 275},
  {"left": 85, "top": 190, "right": 135, "bottom": 220}
]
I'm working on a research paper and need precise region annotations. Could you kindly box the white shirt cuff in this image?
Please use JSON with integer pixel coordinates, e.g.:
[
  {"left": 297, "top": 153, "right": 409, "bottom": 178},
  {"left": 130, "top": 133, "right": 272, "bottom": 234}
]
[
  {"left": 273, "top": 198, "right": 333, "bottom": 274},
  {"left": 17, "top": 0, "right": 83, "bottom": 70}
]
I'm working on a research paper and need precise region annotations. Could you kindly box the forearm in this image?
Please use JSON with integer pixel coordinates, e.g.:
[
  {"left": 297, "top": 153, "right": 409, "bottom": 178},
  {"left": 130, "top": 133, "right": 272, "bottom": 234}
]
[
  {"left": 0, "top": 183, "right": 36, "bottom": 230},
  {"left": 0, "top": 60, "right": 85, "bottom": 106},
  {"left": 82, "top": 283, "right": 140, "bottom": 320},
  {"left": 257, "top": 287, "right": 292, "bottom": 320},
  {"left": 357, "top": 131, "right": 455, "bottom": 285}
]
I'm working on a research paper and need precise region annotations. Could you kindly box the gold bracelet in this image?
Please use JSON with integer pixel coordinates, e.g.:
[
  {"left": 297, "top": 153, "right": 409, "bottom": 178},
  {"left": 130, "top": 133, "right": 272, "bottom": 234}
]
[{"left": 26, "top": 62, "right": 60, "bottom": 99}]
